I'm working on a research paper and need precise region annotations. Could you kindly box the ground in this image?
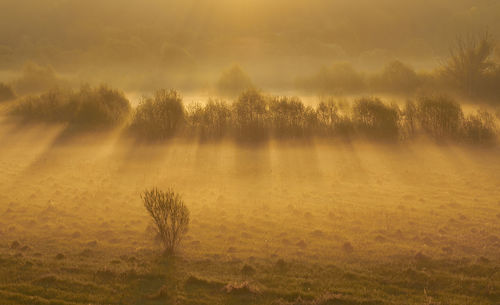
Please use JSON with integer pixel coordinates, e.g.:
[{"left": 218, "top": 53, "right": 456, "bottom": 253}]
[{"left": 0, "top": 119, "right": 499, "bottom": 305}]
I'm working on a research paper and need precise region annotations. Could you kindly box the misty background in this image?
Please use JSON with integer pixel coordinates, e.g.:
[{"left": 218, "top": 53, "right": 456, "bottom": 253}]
[{"left": 0, "top": 0, "right": 499, "bottom": 98}]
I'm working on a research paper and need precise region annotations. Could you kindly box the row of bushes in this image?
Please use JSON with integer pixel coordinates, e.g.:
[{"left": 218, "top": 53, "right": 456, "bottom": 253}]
[
  {"left": 129, "top": 89, "right": 498, "bottom": 144},
  {"left": 10, "top": 86, "right": 498, "bottom": 143}
]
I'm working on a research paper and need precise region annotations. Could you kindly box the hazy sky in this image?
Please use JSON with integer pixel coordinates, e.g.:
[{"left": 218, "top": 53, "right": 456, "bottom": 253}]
[{"left": 0, "top": 0, "right": 498, "bottom": 91}]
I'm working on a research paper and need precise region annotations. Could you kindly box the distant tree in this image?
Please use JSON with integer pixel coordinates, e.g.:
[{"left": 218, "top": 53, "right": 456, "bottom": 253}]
[
  {"left": 216, "top": 65, "right": 254, "bottom": 96},
  {"left": 371, "top": 60, "right": 421, "bottom": 94},
  {"left": 298, "top": 63, "right": 366, "bottom": 94},
  {"left": 142, "top": 188, "right": 190, "bottom": 255},
  {"left": 442, "top": 32, "right": 496, "bottom": 96}
]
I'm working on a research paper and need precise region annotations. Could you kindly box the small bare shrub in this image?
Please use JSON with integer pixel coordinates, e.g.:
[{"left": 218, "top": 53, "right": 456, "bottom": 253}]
[{"left": 142, "top": 188, "right": 190, "bottom": 255}]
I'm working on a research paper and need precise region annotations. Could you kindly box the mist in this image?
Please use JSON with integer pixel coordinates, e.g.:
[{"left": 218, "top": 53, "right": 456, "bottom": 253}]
[
  {"left": 1, "top": 1, "right": 500, "bottom": 305},
  {"left": 1, "top": 0, "right": 500, "bottom": 94}
]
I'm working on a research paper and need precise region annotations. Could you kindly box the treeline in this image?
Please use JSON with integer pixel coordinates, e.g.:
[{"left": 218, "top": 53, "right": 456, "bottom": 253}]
[
  {"left": 298, "top": 34, "right": 500, "bottom": 102},
  {"left": 131, "top": 89, "right": 498, "bottom": 144},
  {"left": 9, "top": 86, "right": 498, "bottom": 144}
]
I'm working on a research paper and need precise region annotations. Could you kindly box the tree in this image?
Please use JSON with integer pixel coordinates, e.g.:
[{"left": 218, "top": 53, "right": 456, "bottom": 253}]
[
  {"left": 142, "top": 188, "right": 190, "bottom": 255},
  {"left": 216, "top": 65, "right": 254, "bottom": 96},
  {"left": 443, "top": 32, "right": 496, "bottom": 96}
]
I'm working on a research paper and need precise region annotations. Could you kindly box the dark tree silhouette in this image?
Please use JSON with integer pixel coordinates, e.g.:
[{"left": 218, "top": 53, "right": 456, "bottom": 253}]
[{"left": 443, "top": 32, "right": 496, "bottom": 96}]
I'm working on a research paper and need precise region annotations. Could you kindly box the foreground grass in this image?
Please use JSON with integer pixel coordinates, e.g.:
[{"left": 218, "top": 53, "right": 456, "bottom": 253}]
[{"left": 0, "top": 124, "right": 499, "bottom": 304}]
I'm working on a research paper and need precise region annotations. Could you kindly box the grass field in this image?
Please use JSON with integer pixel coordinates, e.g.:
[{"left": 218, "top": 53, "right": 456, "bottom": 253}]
[{"left": 0, "top": 118, "right": 499, "bottom": 305}]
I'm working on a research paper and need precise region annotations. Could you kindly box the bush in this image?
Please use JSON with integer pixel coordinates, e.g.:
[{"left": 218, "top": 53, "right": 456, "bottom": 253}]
[
  {"left": 352, "top": 97, "right": 400, "bottom": 139},
  {"left": 142, "top": 188, "right": 190, "bottom": 255},
  {"left": 400, "top": 101, "right": 418, "bottom": 139},
  {"left": 130, "top": 89, "right": 185, "bottom": 140},
  {"left": 268, "top": 96, "right": 316, "bottom": 138},
  {"left": 12, "top": 88, "right": 72, "bottom": 122},
  {"left": 186, "top": 99, "right": 232, "bottom": 139},
  {"left": 0, "top": 82, "right": 15, "bottom": 102},
  {"left": 462, "top": 110, "right": 497, "bottom": 144},
  {"left": 11, "top": 85, "right": 130, "bottom": 127},
  {"left": 232, "top": 89, "right": 268, "bottom": 140},
  {"left": 72, "top": 85, "right": 131, "bottom": 126},
  {"left": 416, "top": 96, "right": 463, "bottom": 139}
]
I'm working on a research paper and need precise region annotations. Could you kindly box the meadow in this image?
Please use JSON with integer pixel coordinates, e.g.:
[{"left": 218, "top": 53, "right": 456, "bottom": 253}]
[
  {"left": 1, "top": 1, "right": 500, "bottom": 304},
  {"left": 0, "top": 109, "right": 499, "bottom": 304}
]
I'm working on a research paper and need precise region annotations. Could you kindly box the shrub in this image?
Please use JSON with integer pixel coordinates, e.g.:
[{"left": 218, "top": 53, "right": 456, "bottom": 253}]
[
  {"left": 130, "top": 89, "right": 185, "bottom": 140},
  {"left": 71, "top": 85, "right": 131, "bottom": 126},
  {"left": 11, "top": 88, "right": 72, "bottom": 122},
  {"left": 268, "top": 96, "right": 316, "bottom": 138},
  {"left": 316, "top": 98, "right": 354, "bottom": 137},
  {"left": 232, "top": 89, "right": 268, "bottom": 140},
  {"left": 462, "top": 110, "right": 497, "bottom": 144},
  {"left": 142, "top": 188, "right": 190, "bottom": 255},
  {"left": 0, "top": 82, "right": 15, "bottom": 102},
  {"left": 352, "top": 97, "right": 400, "bottom": 139},
  {"left": 416, "top": 96, "right": 463, "bottom": 139},
  {"left": 11, "top": 85, "right": 131, "bottom": 127},
  {"left": 400, "top": 101, "right": 418, "bottom": 139},
  {"left": 186, "top": 99, "right": 232, "bottom": 139}
]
